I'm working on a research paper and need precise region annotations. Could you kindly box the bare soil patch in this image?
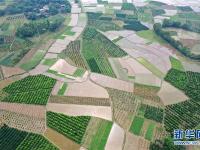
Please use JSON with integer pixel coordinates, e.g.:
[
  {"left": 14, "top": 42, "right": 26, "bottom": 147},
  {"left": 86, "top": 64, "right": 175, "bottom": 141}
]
[{"left": 44, "top": 128, "right": 80, "bottom": 150}]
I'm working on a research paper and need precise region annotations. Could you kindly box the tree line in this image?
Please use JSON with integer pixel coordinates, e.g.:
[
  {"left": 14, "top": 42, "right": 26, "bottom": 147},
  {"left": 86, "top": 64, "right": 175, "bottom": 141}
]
[
  {"left": 153, "top": 23, "right": 200, "bottom": 60},
  {"left": 162, "top": 19, "right": 200, "bottom": 33}
]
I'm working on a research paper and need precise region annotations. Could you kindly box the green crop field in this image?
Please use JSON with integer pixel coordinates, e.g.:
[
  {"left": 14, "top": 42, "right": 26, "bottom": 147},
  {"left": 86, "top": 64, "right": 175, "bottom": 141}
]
[
  {"left": 47, "top": 111, "right": 91, "bottom": 144},
  {"left": 137, "top": 57, "right": 165, "bottom": 78},
  {"left": 1, "top": 75, "right": 56, "bottom": 105},
  {"left": 73, "top": 68, "right": 85, "bottom": 77},
  {"left": 145, "top": 123, "right": 156, "bottom": 141},
  {"left": 137, "top": 30, "right": 166, "bottom": 44},
  {"left": 16, "top": 133, "right": 58, "bottom": 150},
  {"left": 89, "top": 120, "right": 113, "bottom": 150},
  {"left": 169, "top": 56, "right": 184, "bottom": 71},
  {"left": 130, "top": 116, "right": 144, "bottom": 135},
  {"left": 82, "top": 27, "right": 127, "bottom": 77},
  {"left": 42, "top": 58, "right": 57, "bottom": 66},
  {"left": 20, "top": 50, "right": 46, "bottom": 70},
  {"left": 57, "top": 83, "right": 68, "bottom": 95},
  {"left": 0, "top": 125, "right": 58, "bottom": 150}
]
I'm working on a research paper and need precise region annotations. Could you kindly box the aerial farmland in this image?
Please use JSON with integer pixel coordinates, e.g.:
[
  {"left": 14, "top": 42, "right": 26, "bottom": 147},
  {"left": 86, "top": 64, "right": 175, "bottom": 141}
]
[{"left": 0, "top": 0, "right": 200, "bottom": 150}]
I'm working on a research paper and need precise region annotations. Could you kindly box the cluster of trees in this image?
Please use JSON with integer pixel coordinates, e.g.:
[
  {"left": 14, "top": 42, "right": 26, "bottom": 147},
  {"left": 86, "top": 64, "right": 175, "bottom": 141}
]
[
  {"left": 0, "top": 0, "right": 71, "bottom": 20},
  {"left": 123, "top": 20, "right": 148, "bottom": 31},
  {"left": 163, "top": 19, "right": 200, "bottom": 33},
  {"left": 16, "top": 15, "right": 65, "bottom": 38},
  {"left": 150, "top": 137, "right": 186, "bottom": 150},
  {"left": 153, "top": 23, "right": 200, "bottom": 60}
]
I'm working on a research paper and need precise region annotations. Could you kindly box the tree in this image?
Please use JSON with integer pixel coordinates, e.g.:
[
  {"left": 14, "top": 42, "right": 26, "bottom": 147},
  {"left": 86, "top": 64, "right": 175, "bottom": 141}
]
[{"left": 150, "top": 137, "right": 186, "bottom": 150}]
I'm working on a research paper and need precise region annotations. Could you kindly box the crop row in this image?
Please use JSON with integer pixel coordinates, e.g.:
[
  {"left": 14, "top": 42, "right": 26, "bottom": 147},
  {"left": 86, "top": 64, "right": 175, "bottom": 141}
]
[
  {"left": 164, "top": 100, "right": 200, "bottom": 133},
  {"left": 140, "top": 104, "right": 164, "bottom": 123},
  {"left": 165, "top": 69, "right": 200, "bottom": 102},
  {"left": 2, "top": 75, "right": 56, "bottom": 105},
  {"left": 47, "top": 111, "right": 91, "bottom": 144},
  {"left": 61, "top": 40, "right": 87, "bottom": 69}
]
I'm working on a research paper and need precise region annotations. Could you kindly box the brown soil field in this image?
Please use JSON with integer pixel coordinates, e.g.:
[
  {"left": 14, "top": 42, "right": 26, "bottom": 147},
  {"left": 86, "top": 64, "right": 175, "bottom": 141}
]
[
  {"left": 0, "top": 75, "right": 20, "bottom": 89},
  {"left": 158, "top": 81, "right": 188, "bottom": 106},
  {"left": 66, "top": 79, "right": 109, "bottom": 98},
  {"left": 49, "top": 95, "right": 111, "bottom": 106},
  {"left": 1, "top": 66, "right": 25, "bottom": 78},
  {"left": 1, "top": 110, "right": 45, "bottom": 134},
  {"left": 0, "top": 102, "right": 45, "bottom": 119},
  {"left": 44, "top": 128, "right": 80, "bottom": 150},
  {"left": 105, "top": 123, "right": 125, "bottom": 150},
  {"left": 90, "top": 73, "right": 133, "bottom": 92},
  {"left": 124, "top": 132, "right": 149, "bottom": 150},
  {"left": 46, "top": 103, "right": 112, "bottom": 121}
]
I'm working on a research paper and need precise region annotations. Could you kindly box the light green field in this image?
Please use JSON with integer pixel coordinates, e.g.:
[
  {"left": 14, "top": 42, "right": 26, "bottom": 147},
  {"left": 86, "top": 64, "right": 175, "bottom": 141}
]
[
  {"left": 145, "top": 122, "right": 156, "bottom": 141},
  {"left": 130, "top": 116, "right": 144, "bottom": 135},
  {"left": 89, "top": 121, "right": 113, "bottom": 150},
  {"left": 73, "top": 68, "right": 85, "bottom": 77},
  {"left": 20, "top": 50, "right": 46, "bottom": 71},
  {"left": 137, "top": 30, "right": 166, "bottom": 44},
  {"left": 169, "top": 56, "right": 184, "bottom": 71},
  {"left": 137, "top": 57, "right": 165, "bottom": 78},
  {"left": 42, "top": 58, "right": 57, "bottom": 66},
  {"left": 58, "top": 83, "right": 68, "bottom": 95}
]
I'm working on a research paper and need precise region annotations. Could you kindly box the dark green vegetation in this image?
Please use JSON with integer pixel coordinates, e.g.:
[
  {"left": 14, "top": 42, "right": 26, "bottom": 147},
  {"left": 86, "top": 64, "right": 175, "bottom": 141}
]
[
  {"left": 87, "top": 12, "right": 121, "bottom": 31},
  {"left": 0, "top": 125, "right": 28, "bottom": 150},
  {"left": 1, "top": 75, "right": 56, "bottom": 105},
  {"left": 16, "top": 133, "right": 58, "bottom": 150},
  {"left": 163, "top": 19, "right": 200, "bottom": 33},
  {"left": 130, "top": 116, "right": 144, "bottom": 135},
  {"left": 177, "top": 6, "right": 193, "bottom": 12},
  {"left": 165, "top": 69, "right": 200, "bottom": 100},
  {"left": 47, "top": 111, "right": 91, "bottom": 144},
  {"left": 88, "top": 120, "right": 113, "bottom": 150},
  {"left": 121, "top": 3, "right": 137, "bottom": 12},
  {"left": 0, "top": 125, "right": 57, "bottom": 150},
  {"left": 0, "top": 0, "right": 71, "bottom": 20},
  {"left": 82, "top": 27, "right": 127, "bottom": 77},
  {"left": 169, "top": 57, "right": 184, "bottom": 71},
  {"left": 16, "top": 15, "right": 65, "bottom": 38},
  {"left": 165, "top": 100, "right": 200, "bottom": 133},
  {"left": 164, "top": 69, "right": 200, "bottom": 133},
  {"left": 123, "top": 20, "right": 148, "bottom": 31},
  {"left": 0, "top": 38, "right": 33, "bottom": 66},
  {"left": 140, "top": 104, "right": 164, "bottom": 123},
  {"left": 150, "top": 137, "right": 186, "bottom": 150},
  {"left": 60, "top": 40, "right": 87, "bottom": 69},
  {"left": 154, "top": 23, "right": 200, "bottom": 60}
]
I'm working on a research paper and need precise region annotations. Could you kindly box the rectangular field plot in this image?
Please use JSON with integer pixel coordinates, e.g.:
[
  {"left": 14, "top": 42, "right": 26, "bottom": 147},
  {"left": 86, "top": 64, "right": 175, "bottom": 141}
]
[
  {"left": 1, "top": 75, "right": 56, "bottom": 105},
  {"left": 137, "top": 57, "right": 164, "bottom": 78},
  {"left": 57, "top": 83, "right": 68, "bottom": 96},
  {"left": 169, "top": 56, "right": 184, "bottom": 71},
  {"left": 17, "top": 133, "right": 58, "bottom": 150},
  {"left": 47, "top": 111, "right": 91, "bottom": 144},
  {"left": 88, "top": 120, "right": 113, "bottom": 150},
  {"left": 130, "top": 116, "right": 144, "bottom": 135},
  {"left": 0, "top": 125, "right": 28, "bottom": 150},
  {"left": 82, "top": 27, "right": 127, "bottom": 77},
  {"left": 20, "top": 50, "right": 46, "bottom": 71},
  {"left": 145, "top": 123, "right": 156, "bottom": 141}
]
